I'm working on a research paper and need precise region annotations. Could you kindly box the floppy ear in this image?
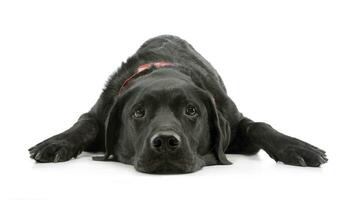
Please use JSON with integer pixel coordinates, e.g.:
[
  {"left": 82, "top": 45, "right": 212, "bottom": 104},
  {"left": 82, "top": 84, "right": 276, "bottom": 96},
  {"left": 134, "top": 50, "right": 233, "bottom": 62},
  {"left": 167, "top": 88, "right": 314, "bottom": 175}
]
[
  {"left": 92, "top": 98, "right": 123, "bottom": 161},
  {"left": 205, "top": 94, "right": 232, "bottom": 165},
  {"left": 105, "top": 98, "right": 123, "bottom": 160}
]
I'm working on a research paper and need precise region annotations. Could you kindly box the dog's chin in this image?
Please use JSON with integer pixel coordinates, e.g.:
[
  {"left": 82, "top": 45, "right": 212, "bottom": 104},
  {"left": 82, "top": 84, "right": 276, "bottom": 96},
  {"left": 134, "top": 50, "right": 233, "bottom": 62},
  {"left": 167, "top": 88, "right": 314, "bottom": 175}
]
[{"left": 134, "top": 156, "right": 205, "bottom": 174}]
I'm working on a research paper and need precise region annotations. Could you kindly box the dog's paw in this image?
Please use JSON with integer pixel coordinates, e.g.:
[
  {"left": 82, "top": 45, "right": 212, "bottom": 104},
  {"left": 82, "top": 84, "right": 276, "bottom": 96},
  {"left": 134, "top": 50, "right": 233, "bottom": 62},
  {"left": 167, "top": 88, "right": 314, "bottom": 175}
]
[
  {"left": 29, "top": 135, "right": 82, "bottom": 163},
  {"left": 271, "top": 138, "right": 328, "bottom": 167}
]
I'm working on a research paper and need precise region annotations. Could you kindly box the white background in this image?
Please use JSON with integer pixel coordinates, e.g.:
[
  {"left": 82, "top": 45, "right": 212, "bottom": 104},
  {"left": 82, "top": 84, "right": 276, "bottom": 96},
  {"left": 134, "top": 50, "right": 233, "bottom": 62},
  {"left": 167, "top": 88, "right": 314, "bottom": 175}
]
[{"left": 0, "top": 0, "right": 338, "bottom": 200}]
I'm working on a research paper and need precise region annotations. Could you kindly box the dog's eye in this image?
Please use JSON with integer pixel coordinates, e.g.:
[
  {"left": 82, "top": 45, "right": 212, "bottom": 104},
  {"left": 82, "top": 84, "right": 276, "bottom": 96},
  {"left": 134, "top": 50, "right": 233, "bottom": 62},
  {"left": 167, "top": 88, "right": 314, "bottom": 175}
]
[
  {"left": 133, "top": 107, "right": 145, "bottom": 118},
  {"left": 185, "top": 105, "right": 198, "bottom": 117}
]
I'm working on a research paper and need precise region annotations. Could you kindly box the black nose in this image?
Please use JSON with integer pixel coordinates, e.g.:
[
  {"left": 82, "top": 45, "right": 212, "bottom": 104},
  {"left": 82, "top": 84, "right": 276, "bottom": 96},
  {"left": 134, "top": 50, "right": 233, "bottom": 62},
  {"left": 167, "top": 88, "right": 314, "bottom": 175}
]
[{"left": 151, "top": 131, "right": 181, "bottom": 152}]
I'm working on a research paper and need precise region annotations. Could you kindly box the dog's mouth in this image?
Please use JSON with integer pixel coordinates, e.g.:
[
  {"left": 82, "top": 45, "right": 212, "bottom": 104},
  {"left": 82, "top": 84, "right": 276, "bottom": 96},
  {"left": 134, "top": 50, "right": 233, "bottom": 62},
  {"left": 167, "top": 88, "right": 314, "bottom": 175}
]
[
  {"left": 134, "top": 155, "right": 205, "bottom": 174},
  {"left": 131, "top": 130, "right": 206, "bottom": 174}
]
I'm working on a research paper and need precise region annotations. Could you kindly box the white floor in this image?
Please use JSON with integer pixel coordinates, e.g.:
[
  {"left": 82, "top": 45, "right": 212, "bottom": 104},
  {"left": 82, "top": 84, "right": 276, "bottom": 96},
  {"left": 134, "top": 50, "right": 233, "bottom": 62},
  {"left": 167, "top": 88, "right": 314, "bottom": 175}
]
[{"left": 3, "top": 147, "right": 337, "bottom": 200}]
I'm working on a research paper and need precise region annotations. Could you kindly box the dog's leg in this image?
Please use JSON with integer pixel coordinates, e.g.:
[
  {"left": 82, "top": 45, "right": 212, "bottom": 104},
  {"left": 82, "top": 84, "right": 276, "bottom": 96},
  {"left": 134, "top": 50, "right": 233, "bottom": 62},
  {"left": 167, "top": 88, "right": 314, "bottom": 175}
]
[
  {"left": 29, "top": 112, "right": 102, "bottom": 162},
  {"left": 229, "top": 117, "right": 328, "bottom": 167},
  {"left": 28, "top": 61, "right": 135, "bottom": 163}
]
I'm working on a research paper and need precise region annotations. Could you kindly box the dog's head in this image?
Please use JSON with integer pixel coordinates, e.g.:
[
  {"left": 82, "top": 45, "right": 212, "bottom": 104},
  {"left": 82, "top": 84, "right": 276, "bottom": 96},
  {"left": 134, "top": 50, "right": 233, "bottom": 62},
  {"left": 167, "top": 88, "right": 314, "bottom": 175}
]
[{"left": 105, "top": 68, "right": 231, "bottom": 174}]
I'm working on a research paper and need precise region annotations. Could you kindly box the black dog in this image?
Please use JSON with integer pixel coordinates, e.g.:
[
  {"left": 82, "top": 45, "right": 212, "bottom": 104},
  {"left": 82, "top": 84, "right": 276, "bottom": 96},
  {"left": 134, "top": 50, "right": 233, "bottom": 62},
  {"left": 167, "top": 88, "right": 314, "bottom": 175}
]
[{"left": 29, "top": 35, "right": 327, "bottom": 173}]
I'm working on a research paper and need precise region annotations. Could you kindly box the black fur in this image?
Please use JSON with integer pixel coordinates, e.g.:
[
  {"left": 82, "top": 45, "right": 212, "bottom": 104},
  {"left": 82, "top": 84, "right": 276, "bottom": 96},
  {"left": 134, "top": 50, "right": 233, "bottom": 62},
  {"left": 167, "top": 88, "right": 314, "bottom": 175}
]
[{"left": 29, "top": 35, "right": 327, "bottom": 173}]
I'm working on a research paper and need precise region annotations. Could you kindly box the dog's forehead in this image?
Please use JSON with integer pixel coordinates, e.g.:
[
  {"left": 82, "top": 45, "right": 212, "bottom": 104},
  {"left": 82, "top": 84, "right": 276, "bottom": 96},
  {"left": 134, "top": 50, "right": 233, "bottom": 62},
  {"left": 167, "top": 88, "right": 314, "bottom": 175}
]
[
  {"left": 122, "top": 69, "right": 203, "bottom": 104},
  {"left": 139, "top": 80, "right": 193, "bottom": 101},
  {"left": 132, "top": 69, "right": 192, "bottom": 92}
]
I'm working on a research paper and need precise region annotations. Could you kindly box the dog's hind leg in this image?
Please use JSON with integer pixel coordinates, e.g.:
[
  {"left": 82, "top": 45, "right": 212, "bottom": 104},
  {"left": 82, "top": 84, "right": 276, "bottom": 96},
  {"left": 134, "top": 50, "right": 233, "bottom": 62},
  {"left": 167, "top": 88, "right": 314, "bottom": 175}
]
[{"left": 227, "top": 117, "right": 327, "bottom": 167}]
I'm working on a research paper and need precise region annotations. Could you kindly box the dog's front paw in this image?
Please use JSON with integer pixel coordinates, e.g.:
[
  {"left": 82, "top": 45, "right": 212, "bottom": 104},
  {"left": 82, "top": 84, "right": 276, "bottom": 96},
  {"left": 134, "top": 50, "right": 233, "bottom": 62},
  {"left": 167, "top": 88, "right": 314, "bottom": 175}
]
[
  {"left": 271, "top": 138, "right": 328, "bottom": 167},
  {"left": 29, "top": 135, "right": 82, "bottom": 163}
]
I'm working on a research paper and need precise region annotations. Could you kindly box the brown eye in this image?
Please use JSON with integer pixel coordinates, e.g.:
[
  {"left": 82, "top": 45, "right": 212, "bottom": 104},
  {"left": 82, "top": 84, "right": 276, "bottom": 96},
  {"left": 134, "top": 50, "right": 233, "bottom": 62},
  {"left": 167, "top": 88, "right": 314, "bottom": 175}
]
[
  {"left": 133, "top": 107, "right": 145, "bottom": 118},
  {"left": 185, "top": 105, "right": 198, "bottom": 116}
]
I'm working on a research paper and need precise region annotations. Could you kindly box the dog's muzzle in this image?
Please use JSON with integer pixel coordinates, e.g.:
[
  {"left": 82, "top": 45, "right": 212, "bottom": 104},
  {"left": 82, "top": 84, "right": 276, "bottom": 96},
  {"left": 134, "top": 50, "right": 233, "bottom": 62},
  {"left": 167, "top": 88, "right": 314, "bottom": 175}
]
[
  {"left": 150, "top": 131, "right": 181, "bottom": 153},
  {"left": 134, "top": 129, "right": 204, "bottom": 174}
]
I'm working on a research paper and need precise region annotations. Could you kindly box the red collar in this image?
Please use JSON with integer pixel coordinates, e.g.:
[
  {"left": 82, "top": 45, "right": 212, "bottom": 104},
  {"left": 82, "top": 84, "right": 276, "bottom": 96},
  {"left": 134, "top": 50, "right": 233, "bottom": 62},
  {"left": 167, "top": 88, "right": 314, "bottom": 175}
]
[{"left": 118, "top": 61, "right": 175, "bottom": 95}]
